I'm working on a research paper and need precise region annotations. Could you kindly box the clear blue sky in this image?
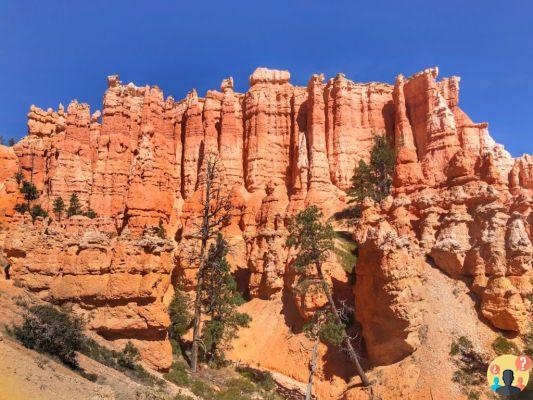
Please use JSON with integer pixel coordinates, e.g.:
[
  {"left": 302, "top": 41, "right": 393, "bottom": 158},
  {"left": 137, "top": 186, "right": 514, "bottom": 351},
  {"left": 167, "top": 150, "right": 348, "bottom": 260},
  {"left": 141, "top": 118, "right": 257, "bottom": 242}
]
[{"left": 1, "top": 0, "right": 532, "bottom": 156}]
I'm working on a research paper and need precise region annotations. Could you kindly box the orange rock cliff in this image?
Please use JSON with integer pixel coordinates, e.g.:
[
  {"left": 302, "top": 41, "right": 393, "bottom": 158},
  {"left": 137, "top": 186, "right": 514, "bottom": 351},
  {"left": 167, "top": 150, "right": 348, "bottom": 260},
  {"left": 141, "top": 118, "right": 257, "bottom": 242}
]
[{"left": 0, "top": 67, "right": 531, "bottom": 397}]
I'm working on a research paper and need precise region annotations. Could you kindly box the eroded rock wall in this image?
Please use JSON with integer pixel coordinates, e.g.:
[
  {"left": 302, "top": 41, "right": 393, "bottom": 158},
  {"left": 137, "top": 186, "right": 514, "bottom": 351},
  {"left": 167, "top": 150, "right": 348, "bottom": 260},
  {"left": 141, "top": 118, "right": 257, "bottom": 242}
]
[{"left": 0, "top": 67, "right": 531, "bottom": 375}]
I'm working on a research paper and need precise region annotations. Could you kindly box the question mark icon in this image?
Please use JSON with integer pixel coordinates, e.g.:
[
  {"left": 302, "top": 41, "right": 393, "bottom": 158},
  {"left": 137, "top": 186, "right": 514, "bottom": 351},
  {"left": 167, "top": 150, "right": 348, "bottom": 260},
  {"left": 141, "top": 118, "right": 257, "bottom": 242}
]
[
  {"left": 515, "top": 355, "right": 532, "bottom": 371},
  {"left": 491, "top": 363, "right": 500, "bottom": 374}
]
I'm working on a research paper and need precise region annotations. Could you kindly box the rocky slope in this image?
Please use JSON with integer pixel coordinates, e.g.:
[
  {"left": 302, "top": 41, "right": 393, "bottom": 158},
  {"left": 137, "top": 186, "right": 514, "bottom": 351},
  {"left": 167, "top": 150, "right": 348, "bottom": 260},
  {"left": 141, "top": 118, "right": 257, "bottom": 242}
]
[{"left": 0, "top": 67, "right": 531, "bottom": 399}]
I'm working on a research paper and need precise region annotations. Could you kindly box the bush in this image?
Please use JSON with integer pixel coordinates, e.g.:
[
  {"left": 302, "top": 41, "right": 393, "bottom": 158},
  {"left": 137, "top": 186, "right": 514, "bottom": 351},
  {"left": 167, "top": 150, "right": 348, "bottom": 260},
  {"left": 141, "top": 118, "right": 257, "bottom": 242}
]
[
  {"left": 190, "top": 379, "right": 216, "bottom": 399},
  {"left": 80, "top": 336, "right": 162, "bottom": 387},
  {"left": 118, "top": 341, "right": 140, "bottom": 369},
  {"left": 164, "top": 361, "right": 190, "bottom": 386},
  {"left": 450, "top": 336, "right": 488, "bottom": 390},
  {"left": 14, "top": 203, "right": 29, "bottom": 214},
  {"left": 14, "top": 304, "right": 84, "bottom": 368},
  {"left": 492, "top": 335, "right": 520, "bottom": 355},
  {"left": 83, "top": 208, "right": 97, "bottom": 219},
  {"left": 174, "top": 395, "right": 195, "bottom": 400},
  {"left": 30, "top": 204, "right": 49, "bottom": 221}
]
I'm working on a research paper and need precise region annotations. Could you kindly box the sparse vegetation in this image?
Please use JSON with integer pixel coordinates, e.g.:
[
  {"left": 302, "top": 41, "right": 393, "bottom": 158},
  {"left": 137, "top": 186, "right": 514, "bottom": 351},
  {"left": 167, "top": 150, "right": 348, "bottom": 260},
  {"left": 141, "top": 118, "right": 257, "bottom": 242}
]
[
  {"left": 29, "top": 204, "right": 49, "bottom": 221},
  {"left": 83, "top": 207, "right": 97, "bottom": 219},
  {"left": 157, "top": 218, "right": 166, "bottom": 239},
  {"left": 450, "top": 336, "right": 488, "bottom": 398},
  {"left": 347, "top": 135, "right": 396, "bottom": 205},
  {"left": 80, "top": 336, "right": 163, "bottom": 387},
  {"left": 200, "top": 234, "right": 251, "bottom": 366},
  {"left": 53, "top": 197, "right": 65, "bottom": 220},
  {"left": 14, "top": 304, "right": 84, "bottom": 368},
  {"left": 491, "top": 335, "right": 520, "bottom": 355},
  {"left": 163, "top": 362, "right": 282, "bottom": 400},
  {"left": 67, "top": 193, "right": 82, "bottom": 217},
  {"left": 13, "top": 178, "right": 49, "bottom": 221}
]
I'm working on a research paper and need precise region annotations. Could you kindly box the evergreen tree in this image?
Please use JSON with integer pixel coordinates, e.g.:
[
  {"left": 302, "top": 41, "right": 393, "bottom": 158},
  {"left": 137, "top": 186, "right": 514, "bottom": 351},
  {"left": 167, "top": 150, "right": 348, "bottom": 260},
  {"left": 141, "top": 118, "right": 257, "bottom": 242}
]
[
  {"left": 0, "top": 135, "right": 3, "bottom": 145},
  {"left": 286, "top": 206, "right": 371, "bottom": 388},
  {"left": 53, "top": 197, "right": 65, "bottom": 221},
  {"left": 348, "top": 135, "right": 395, "bottom": 204},
  {"left": 67, "top": 193, "right": 82, "bottom": 217},
  {"left": 200, "top": 234, "right": 250, "bottom": 365},
  {"left": 8, "top": 138, "right": 15, "bottom": 146},
  {"left": 14, "top": 172, "right": 24, "bottom": 186},
  {"left": 189, "top": 155, "right": 232, "bottom": 372},
  {"left": 20, "top": 180, "right": 39, "bottom": 207},
  {"left": 168, "top": 287, "right": 192, "bottom": 340}
]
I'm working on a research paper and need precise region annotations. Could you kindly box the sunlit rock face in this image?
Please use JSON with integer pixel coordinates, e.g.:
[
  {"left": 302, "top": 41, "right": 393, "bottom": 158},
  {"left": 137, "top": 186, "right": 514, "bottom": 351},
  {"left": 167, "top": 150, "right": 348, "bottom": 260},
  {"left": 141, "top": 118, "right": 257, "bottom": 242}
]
[{"left": 0, "top": 67, "right": 530, "bottom": 373}]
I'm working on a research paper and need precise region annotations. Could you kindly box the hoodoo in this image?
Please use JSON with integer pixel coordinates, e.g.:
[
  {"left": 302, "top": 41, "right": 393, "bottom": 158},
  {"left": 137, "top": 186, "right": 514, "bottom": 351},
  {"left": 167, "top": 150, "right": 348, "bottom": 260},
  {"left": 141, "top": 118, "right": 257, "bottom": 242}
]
[{"left": 0, "top": 67, "right": 531, "bottom": 400}]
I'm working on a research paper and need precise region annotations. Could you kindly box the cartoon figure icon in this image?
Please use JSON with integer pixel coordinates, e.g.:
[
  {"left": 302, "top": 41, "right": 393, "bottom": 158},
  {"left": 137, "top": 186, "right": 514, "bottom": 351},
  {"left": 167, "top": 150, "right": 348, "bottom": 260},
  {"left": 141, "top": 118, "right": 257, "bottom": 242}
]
[
  {"left": 490, "top": 376, "right": 501, "bottom": 391},
  {"left": 516, "top": 377, "right": 525, "bottom": 391},
  {"left": 487, "top": 354, "right": 530, "bottom": 396},
  {"left": 495, "top": 369, "right": 522, "bottom": 395}
]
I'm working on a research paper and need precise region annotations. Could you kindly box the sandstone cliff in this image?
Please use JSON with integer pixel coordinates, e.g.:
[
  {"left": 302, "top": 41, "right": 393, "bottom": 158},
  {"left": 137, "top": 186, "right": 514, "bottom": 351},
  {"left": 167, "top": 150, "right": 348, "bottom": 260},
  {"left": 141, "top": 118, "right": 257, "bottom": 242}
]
[{"left": 0, "top": 67, "right": 531, "bottom": 399}]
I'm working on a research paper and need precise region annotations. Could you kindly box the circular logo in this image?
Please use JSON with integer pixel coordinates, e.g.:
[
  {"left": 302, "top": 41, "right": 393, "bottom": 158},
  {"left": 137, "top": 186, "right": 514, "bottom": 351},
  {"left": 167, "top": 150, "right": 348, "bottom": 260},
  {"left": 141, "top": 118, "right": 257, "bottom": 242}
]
[{"left": 487, "top": 354, "right": 531, "bottom": 396}]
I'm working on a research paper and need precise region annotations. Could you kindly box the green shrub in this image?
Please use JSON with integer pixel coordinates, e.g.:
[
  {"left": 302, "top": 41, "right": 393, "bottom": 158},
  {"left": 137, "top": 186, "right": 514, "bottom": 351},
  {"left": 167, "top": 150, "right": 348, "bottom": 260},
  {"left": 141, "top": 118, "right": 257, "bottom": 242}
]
[
  {"left": 174, "top": 395, "right": 195, "bottom": 400},
  {"left": 492, "top": 335, "right": 520, "bottom": 355},
  {"left": 84, "top": 208, "right": 97, "bottom": 219},
  {"left": 117, "top": 341, "right": 140, "bottom": 369},
  {"left": 450, "top": 336, "right": 488, "bottom": 391},
  {"left": 80, "top": 336, "right": 162, "bottom": 387},
  {"left": 14, "top": 304, "right": 84, "bottom": 368},
  {"left": 30, "top": 204, "right": 49, "bottom": 221},
  {"left": 450, "top": 336, "right": 473, "bottom": 356},
  {"left": 190, "top": 379, "right": 216, "bottom": 399},
  {"left": 164, "top": 361, "right": 190, "bottom": 386},
  {"left": 14, "top": 203, "right": 29, "bottom": 214}
]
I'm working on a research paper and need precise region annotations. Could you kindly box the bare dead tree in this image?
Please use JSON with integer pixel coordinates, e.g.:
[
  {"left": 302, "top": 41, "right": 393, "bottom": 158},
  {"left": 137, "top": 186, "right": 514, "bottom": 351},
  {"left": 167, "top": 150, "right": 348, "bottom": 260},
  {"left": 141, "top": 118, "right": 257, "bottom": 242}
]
[{"left": 190, "top": 154, "right": 232, "bottom": 372}]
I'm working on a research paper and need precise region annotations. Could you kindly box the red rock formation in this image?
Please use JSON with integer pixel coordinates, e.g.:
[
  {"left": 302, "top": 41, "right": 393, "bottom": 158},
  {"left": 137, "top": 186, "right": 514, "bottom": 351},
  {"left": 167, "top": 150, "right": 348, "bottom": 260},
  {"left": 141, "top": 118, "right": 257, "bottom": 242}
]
[{"left": 0, "top": 67, "right": 531, "bottom": 386}]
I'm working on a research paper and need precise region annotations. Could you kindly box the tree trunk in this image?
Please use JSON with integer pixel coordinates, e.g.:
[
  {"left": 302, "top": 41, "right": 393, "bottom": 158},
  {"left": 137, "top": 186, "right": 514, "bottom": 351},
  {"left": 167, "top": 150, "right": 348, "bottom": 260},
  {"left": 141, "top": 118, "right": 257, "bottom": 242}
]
[
  {"left": 317, "top": 263, "right": 371, "bottom": 387},
  {"left": 190, "top": 165, "right": 213, "bottom": 372},
  {"left": 190, "top": 243, "right": 207, "bottom": 372},
  {"left": 305, "top": 334, "right": 320, "bottom": 400}
]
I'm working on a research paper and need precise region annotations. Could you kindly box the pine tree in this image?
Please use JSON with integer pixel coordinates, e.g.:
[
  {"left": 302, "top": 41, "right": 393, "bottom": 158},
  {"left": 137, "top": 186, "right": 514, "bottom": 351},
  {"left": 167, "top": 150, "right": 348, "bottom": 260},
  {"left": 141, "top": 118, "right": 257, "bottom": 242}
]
[
  {"left": 8, "top": 138, "right": 15, "bottom": 146},
  {"left": 14, "top": 172, "right": 24, "bottom": 186},
  {"left": 200, "top": 234, "right": 250, "bottom": 365},
  {"left": 189, "top": 155, "right": 232, "bottom": 372},
  {"left": 53, "top": 197, "right": 65, "bottom": 221},
  {"left": 286, "top": 206, "right": 371, "bottom": 388},
  {"left": 168, "top": 287, "right": 192, "bottom": 340},
  {"left": 348, "top": 135, "right": 395, "bottom": 204},
  {"left": 67, "top": 193, "right": 82, "bottom": 217},
  {"left": 20, "top": 180, "right": 39, "bottom": 208}
]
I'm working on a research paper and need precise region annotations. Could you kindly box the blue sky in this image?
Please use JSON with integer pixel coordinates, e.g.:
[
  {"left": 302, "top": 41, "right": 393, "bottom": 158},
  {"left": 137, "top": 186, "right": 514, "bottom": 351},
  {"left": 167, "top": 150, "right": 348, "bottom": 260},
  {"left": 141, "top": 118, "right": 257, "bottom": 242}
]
[{"left": 0, "top": 0, "right": 531, "bottom": 156}]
